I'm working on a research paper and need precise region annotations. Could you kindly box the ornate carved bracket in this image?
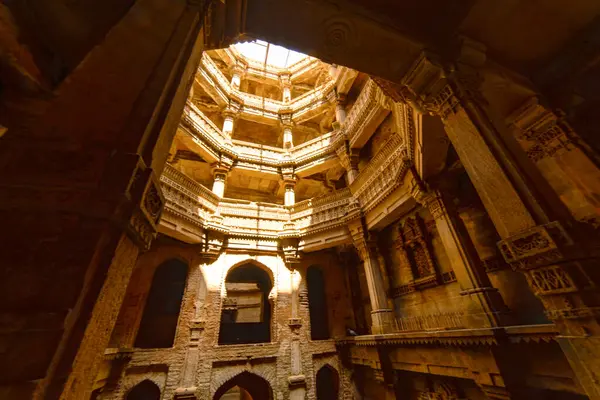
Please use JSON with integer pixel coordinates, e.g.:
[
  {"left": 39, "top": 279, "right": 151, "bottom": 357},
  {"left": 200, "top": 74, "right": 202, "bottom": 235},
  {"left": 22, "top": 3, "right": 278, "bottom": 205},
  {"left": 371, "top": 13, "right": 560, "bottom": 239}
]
[{"left": 122, "top": 157, "right": 165, "bottom": 251}]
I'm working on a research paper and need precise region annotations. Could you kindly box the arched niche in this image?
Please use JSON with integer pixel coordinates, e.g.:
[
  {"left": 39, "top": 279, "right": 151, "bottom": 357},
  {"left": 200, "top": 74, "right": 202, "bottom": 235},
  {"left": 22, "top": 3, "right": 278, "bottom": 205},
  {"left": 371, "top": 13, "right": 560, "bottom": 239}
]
[
  {"left": 218, "top": 261, "right": 273, "bottom": 345},
  {"left": 126, "top": 379, "right": 161, "bottom": 400},
  {"left": 307, "top": 265, "right": 330, "bottom": 340},
  {"left": 316, "top": 365, "right": 340, "bottom": 400},
  {"left": 134, "top": 259, "right": 188, "bottom": 348},
  {"left": 213, "top": 371, "right": 273, "bottom": 400}
]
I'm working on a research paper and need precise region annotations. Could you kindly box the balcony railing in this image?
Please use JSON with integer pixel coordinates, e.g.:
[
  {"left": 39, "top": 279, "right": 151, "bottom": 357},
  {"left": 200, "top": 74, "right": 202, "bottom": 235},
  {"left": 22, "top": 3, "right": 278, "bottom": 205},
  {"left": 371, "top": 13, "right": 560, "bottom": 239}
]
[
  {"left": 160, "top": 132, "right": 410, "bottom": 241},
  {"left": 199, "top": 54, "right": 335, "bottom": 119}
]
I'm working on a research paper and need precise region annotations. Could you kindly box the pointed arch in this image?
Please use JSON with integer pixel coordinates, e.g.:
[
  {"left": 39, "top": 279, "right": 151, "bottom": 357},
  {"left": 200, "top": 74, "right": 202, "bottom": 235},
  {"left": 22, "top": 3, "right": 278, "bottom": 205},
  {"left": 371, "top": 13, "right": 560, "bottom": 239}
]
[
  {"left": 135, "top": 258, "right": 188, "bottom": 348},
  {"left": 316, "top": 364, "right": 340, "bottom": 400},
  {"left": 213, "top": 371, "right": 273, "bottom": 400},
  {"left": 126, "top": 379, "right": 161, "bottom": 400}
]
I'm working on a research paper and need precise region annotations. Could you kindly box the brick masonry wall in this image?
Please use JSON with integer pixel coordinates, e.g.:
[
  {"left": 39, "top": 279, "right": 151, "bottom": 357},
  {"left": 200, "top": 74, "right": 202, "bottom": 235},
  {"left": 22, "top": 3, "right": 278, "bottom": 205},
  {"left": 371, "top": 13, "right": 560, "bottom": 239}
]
[{"left": 100, "top": 246, "right": 355, "bottom": 399}]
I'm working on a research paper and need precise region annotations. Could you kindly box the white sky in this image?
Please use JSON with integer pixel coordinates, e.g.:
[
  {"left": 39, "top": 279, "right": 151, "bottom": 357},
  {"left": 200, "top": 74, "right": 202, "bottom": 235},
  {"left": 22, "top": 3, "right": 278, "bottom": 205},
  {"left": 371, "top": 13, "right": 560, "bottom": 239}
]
[{"left": 234, "top": 40, "right": 308, "bottom": 68}]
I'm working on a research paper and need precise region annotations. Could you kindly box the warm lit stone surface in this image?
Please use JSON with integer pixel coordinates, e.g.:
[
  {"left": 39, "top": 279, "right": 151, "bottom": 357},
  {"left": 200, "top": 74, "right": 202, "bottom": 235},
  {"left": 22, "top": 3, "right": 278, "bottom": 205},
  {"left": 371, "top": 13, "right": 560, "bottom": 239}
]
[{"left": 2, "top": 1, "right": 600, "bottom": 399}]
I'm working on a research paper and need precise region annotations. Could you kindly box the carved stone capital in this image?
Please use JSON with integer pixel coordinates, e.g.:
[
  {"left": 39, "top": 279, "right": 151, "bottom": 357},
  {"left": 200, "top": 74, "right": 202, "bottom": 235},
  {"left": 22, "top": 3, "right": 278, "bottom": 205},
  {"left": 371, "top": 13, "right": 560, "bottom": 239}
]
[
  {"left": 401, "top": 50, "right": 485, "bottom": 119},
  {"left": 230, "top": 61, "right": 247, "bottom": 77},
  {"left": 279, "top": 111, "right": 294, "bottom": 128},
  {"left": 281, "top": 237, "right": 302, "bottom": 266},
  {"left": 279, "top": 72, "right": 292, "bottom": 87},
  {"left": 222, "top": 101, "right": 242, "bottom": 119}
]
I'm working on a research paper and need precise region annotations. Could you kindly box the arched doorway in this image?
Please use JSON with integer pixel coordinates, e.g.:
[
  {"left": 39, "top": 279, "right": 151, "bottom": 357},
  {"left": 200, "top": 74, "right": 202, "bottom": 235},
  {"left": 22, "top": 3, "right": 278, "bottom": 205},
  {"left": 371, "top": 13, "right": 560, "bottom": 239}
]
[
  {"left": 307, "top": 266, "right": 330, "bottom": 340},
  {"left": 126, "top": 380, "right": 161, "bottom": 400},
  {"left": 135, "top": 259, "right": 188, "bottom": 348},
  {"left": 219, "top": 262, "right": 273, "bottom": 345},
  {"left": 214, "top": 372, "right": 273, "bottom": 400},
  {"left": 316, "top": 365, "right": 339, "bottom": 400}
]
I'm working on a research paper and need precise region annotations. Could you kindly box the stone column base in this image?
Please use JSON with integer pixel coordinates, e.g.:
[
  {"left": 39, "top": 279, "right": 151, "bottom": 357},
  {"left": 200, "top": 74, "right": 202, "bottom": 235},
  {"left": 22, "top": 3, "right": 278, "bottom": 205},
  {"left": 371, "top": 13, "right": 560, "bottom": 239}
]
[{"left": 371, "top": 309, "right": 397, "bottom": 334}]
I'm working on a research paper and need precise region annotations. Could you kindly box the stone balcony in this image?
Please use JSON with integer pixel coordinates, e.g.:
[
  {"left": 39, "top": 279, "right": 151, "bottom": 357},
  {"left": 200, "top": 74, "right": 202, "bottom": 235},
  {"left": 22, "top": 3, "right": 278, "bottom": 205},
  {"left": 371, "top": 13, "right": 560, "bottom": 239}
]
[
  {"left": 197, "top": 53, "right": 336, "bottom": 124},
  {"left": 159, "top": 127, "right": 413, "bottom": 251},
  {"left": 180, "top": 69, "right": 392, "bottom": 178}
]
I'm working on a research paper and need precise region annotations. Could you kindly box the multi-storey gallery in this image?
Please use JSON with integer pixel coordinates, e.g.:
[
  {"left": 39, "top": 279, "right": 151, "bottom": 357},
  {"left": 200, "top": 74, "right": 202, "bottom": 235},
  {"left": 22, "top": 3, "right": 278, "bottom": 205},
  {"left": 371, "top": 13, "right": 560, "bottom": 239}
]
[{"left": 1, "top": 1, "right": 600, "bottom": 399}]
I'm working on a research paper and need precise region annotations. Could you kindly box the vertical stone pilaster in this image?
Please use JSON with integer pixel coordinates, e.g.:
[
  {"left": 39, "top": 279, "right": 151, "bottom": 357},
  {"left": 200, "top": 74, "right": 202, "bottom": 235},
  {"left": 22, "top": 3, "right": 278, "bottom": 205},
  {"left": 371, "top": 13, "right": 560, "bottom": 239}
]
[
  {"left": 412, "top": 182, "right": 512, "bottom": 328},
  {"left": 280, "top": 111, "right": 294, "bottom": 149},
  {"left": 221, "top": 101, "right": 241, "bottom": 140},
  {"left": 280, "top": 72, "right": 292, "bottom": 103},
  {"left": 345, "top": 206, "right": 397, "bottom": 334}
]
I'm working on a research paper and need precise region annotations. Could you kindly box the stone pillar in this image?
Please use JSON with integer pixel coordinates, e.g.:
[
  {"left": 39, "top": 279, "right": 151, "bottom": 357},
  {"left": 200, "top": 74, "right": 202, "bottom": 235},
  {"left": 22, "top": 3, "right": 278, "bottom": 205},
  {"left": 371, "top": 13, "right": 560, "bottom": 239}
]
[
  {"left": 281, "top": 73, "right": 292, "bottom": 103},
  {"left": 284, "top": 180, "right": 296, "bottom": 206},
  {"left": 230, "top": 63, "right": 245, "bottom": 89},
  {"left": 402, "top": 48, "right": 600, "bottom": 399},
  {"left": 346, "top": 206, "right": 397, "bottom": 334},
  {"left": 336, "top": 93, "right": 347, "bottom": 124},
  {"left": 413, "top": 184, "right": 511, "bottom": 328},
  {"left": 221, "top": 103, "right": 240, "bottom": 139},
  {"left": 280, "top": 112, "right": 294, "bottom": 149},
  {"left": 337, "top": 145, "right": 360, "bottom": 185},
  {"left": 346, "top": 150, "right": 360, "bottom": 184},
  {"left": 211, "top": 167, "right": 228, "bottom": 198},
  {"left": 0, "top": 0, "right": 203, "bottom": 398}
]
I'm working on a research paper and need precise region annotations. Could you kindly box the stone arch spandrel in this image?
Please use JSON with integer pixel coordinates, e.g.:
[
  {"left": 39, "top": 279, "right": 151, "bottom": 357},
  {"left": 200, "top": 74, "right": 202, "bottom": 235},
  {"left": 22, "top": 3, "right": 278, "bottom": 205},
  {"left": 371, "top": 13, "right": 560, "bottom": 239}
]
[{"left": 210, "top": 365, "right": 277, "bottom": 399}]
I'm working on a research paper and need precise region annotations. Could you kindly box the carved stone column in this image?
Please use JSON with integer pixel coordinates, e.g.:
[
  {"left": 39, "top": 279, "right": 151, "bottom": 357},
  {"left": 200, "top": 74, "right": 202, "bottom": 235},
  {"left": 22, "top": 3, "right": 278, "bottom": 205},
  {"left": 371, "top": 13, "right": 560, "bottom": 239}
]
[
  {"left": 402, "top": 47, "right": 600, "bottom": 399},
  {"left": 230, "top": 62, "right": 246, "bottom": 90},
  {"left": 284, "top": 176, "right": 297, "bottom": 207},
  {"left": 280, "top": 72, "right": 292, "bottom": 103},
  {"left": 346, "top": 204, "right": 397, "bottom": 334},
  {"left": 337, "top": 143, "right": 360, "bottom": 184},
  {"left": 211, "top": 168, "right": 228, "bottom": 198},
  {"left": 211, "top": 156, "right": 232, "bottom": 198},
  {"left": 280, "top": 111, "right": 294, "bottom": 149},
  {"left": 221, "top": 102, "right": 241, "bottom": 139},
  {"left": 412, "top": 181, "right": 512, "bottom": 328}
]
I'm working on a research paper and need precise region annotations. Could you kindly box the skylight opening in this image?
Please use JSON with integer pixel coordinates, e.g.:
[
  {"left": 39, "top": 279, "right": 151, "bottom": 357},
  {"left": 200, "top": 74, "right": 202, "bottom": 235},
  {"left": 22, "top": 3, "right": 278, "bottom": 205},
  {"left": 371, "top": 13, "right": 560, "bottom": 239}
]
[{"left": 234, "top": 41, "right": 308, "bottom": 69}]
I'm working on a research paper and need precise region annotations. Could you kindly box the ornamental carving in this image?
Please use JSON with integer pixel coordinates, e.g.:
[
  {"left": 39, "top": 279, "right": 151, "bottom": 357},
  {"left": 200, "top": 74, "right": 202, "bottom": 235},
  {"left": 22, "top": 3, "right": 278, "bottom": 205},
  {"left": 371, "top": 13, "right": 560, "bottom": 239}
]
[
  {"left": 527, "top": 265, "right": 576, "bottom": 295},
  {"left": 125, "top": 159, "right": 164, "bottom": 251},
  {"left": 507, "top": 98, "right": 574, "bottom": 162},
  {"left": 498, "top": 221, "right": 572, "bottom": 270},
  {"left": 396, "top": 215, "right": 438, "bottom": 286}
]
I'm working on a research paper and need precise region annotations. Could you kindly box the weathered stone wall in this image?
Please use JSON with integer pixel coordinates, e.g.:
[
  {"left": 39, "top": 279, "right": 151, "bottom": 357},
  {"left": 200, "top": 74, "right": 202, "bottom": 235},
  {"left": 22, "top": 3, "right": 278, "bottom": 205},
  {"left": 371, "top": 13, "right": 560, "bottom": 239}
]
[{"left": 100, "top": 245, "right": 354, "bottom": 399}]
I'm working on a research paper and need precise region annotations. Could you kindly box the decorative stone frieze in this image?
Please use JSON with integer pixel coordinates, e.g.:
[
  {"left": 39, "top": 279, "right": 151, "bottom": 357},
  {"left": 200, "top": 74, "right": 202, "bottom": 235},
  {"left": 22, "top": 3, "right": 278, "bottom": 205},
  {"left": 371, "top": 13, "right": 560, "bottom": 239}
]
[
  {"left": 343, "top": 79, "right": 392, "bottom": 148},
  {"left": 497, "top": 222, "right": 573, "bottom": 271},
  {"left": 507, "top": 97, "right": 574, "bottom": 162}
]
